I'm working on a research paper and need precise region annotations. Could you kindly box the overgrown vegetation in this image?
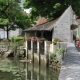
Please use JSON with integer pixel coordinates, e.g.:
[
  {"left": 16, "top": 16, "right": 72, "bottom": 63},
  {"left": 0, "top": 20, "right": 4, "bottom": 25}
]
[
  {"left": 50, "top": 47, "right": 65, "bottom": 60},
  {"left": 11, "top": 36, "right": 24, "bottom": 51},
  {"left": 24, "top": 0, "right": 80, "bottom": 21},
  {"left": 11, "top": 36, "right": 24, "bottom": 42},
  {"left": 58, "top": 47, "right": 65, "bottom": 54},
  {"left": 50, "top": 52, "right": 56, "bottom": 59},
  {"left": 53, "top": 38, "right": 62, "bottom": 45}
]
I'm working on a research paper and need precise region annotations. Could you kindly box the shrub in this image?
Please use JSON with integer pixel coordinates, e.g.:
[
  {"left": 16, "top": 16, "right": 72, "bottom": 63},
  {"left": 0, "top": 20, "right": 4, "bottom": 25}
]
[
  {"left": 50, "top": 52, "right": 56, "bottom": 59},
  {"left": 11, "top": 36, "right": 24, "bottom": 42},
  {"left": 53, "top": 38, "right": 63, "bottom": 45},
  {"left": 58, "top": 47, "right": 65, "bottom": 54}
]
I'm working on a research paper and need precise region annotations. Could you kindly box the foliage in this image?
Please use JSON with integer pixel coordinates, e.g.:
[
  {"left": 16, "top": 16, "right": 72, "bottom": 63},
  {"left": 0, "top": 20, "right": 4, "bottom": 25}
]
[
  {"left": 12, "top": 41, "right": 24, "bottom": 51},
  {"left": 11, "top": 36, "right": 24, "bottom": 42},
  {"left": 0, "top": 0, "right": 32, "bottom": 39},
  {"left": 11, "top": 36, "right": 24, "bottom": 51},
  {"left": 0, "top": 18, "right": 9, "bottom": 28},
  {"left": 24, "top": 0, "right": 80, "bottom": 21},
  {"left": 53, "top": 38, "right": 62, "bottom": 45},
  {"left": 58, "top": 47, "right": 65, "bottom": 54},
  {"left": 50, "top": 52, "right": 56, "bottom": 59},
  {"left": 0, "top": 58, "right": 25, "bottom": 80},
  {"left": 38, "top": 37, "right": 45, "bottom": 41},
  {"left": 26, "top": 36, "right": 45, "bottom": 42}
]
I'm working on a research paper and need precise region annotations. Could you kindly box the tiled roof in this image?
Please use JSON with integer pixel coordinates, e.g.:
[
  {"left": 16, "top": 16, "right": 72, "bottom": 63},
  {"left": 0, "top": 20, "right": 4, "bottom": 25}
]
[
  {"left": 24, "top": 18, "right": 58, "bottom": 31},
  {"left": 36, "top": 17, "right": 47, "bottom": 25}
]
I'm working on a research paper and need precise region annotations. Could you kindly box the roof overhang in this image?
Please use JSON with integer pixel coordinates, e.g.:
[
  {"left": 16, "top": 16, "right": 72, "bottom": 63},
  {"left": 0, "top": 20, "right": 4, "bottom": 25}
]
[{"left": 24, "top": 18, "right": 59, "bottom": 32}]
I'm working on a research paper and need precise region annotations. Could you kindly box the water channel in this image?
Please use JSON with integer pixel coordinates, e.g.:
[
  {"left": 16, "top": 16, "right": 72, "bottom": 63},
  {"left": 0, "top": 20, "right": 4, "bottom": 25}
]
[{"left": 0, "top": 58, "right": 59, "bottom": 80}]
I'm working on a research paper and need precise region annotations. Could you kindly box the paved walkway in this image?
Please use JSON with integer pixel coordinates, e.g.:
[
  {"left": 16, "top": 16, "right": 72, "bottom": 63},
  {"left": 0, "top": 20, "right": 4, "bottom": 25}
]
[
  {"left": 58, "top": 43, "right": 80, "bottom": 80},
  {"left": 76, "top": 46, "right": 80, "bottom": 52}
]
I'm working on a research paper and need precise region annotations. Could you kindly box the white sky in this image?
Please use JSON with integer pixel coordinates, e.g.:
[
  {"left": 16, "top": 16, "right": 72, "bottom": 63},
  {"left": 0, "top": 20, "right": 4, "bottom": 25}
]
[
  {"left": 24, "top": 8, "right": 31, "bottom": 13},
  {"left": 20, "top": 0, "right": 31, "bottom": 13}
]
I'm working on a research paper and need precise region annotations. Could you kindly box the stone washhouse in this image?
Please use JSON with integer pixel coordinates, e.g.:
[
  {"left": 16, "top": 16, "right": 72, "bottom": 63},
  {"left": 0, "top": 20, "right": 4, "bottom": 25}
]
[{"left": 24, "top": 6, "right": 78, "bottom": 67}]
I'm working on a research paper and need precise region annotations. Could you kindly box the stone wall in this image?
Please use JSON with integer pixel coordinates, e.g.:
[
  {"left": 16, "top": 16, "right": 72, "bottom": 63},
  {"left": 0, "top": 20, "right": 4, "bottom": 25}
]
[
  {"left": 49, "top": 59, "right": 62, "bottom": 72},
  {"left": 52, "top": 6, "right": 74, "bottom": 42}
]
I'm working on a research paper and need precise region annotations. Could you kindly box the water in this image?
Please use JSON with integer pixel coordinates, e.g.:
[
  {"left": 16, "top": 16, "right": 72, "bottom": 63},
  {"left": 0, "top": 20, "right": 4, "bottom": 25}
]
[{"left": 0, "top": 58, "right": 59, "bottom": 80}]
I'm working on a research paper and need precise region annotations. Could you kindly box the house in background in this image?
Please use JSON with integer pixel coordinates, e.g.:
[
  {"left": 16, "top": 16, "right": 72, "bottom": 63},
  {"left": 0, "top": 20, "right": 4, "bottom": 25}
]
[
  {"left": 24, "top": 6, "right": 78, "bottom": 43},
  {"left": 0, "top": 29, "right": 7, "bottom": 39},
  {"left": 9, "top": 28, "right": 22, "bottom": 38},
  {"left": 0, "top": 6, "right": 78, "bottom": 43},
  {"left": 0, "top": 28, "right": 22, "bottom": 39},
  {"left": 36, "top": 16, "right": 47, "bottom": 25},
  {"left": 24, "top": 18, "right": 58, "bottom": 41},
  {"left": 52, "top": 6, "right": 77, "bottom": 42}
]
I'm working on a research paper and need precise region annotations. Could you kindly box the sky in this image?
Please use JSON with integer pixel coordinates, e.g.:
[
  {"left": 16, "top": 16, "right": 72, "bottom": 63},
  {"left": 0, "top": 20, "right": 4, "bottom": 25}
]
[
  {"left": 20, "top": 0, "right": 30, "bottom": 13},
  {"left": 24, "top": 8, "right": 31, "bottom": 13}
]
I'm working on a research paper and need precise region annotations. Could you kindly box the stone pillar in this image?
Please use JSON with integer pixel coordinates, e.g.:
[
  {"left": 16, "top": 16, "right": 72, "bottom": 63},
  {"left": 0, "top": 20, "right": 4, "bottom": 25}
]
[
  {"left": 31, "top": 40, "right": 34, "bottom": 62},
  {"left": 25, "top": 40, "right": 28, "bottom": 58},
  {"left": 44, "top": 41, "right": 50, "bottom": 67},
  {"left": 52, "top": 39, "right": 57, "bottom": 53},
  {"left": 44, "top": 41, "right": 46, "bottom": 55},
  {"left": 37, "top": 41, "right": 40, "bottom": 65},
  {"left": 53, "top": 44, "right": 57, "bottom": 53}
]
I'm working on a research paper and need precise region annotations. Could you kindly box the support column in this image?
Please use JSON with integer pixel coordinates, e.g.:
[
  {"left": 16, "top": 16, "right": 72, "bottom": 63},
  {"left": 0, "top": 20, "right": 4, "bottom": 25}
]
[
  {"left": 53, "top": 43, "right": 57, "bottom": 53},
  {"left": 25, "top": 40, "right": 28, "bottom": 58},
  {"left": 25, "top": 63, "right": 28, "bottom": 80},
  {"left": 31, "top": 40, "right": 34, "bottom": 62},
  {"left": 44, "top": 41, "right": 48, "bottom": 67},
  {"left": 52, "top": 39, "right": 57, "bottom": 53},
  {"left": 44, "top": 41, "right": 50, "bottom": 67},
  {"left": 37, "top": 41, "right": 40, "bottom": 65}
]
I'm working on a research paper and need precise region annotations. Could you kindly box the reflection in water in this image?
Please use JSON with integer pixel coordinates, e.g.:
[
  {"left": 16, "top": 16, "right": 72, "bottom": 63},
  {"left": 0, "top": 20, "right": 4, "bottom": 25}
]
[{"left": 0, "top": 58, "right": 59, "bottom": 80}]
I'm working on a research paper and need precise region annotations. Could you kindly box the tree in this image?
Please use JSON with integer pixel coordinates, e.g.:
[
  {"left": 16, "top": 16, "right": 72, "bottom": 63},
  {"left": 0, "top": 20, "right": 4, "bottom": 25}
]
[
  {"left": 0, "top": 0, "right": 31, "bottom": 39},
  {"left": 24, "top": 0, "right": 80, "bottom": 21}
]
